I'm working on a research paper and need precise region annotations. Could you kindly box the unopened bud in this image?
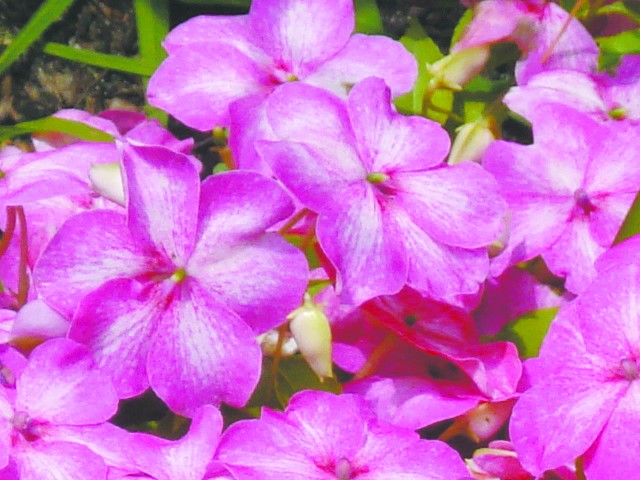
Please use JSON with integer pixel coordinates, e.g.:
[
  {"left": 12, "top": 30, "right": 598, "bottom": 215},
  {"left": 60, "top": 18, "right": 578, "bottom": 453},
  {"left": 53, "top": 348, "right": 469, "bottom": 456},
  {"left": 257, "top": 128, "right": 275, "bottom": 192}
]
[
  {"left": 448, "top": 116, "right": 497, "bottom": 165},
  {"left": 89, "top": 162, "right": 125, "bottom": 206},
  {"left": 428, "top": 46, "right": 490, "bottom": 92},
  {"left": 287, "top": 294, "right": 333, "bottom": 380},
  {"left": 464, "top": 401, "right": 514, "bottom": 442}
]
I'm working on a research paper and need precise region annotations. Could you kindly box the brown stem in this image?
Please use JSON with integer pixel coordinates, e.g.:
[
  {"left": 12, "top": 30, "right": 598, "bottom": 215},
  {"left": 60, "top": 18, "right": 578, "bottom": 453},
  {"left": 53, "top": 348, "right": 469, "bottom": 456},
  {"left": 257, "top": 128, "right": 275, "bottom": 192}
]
[
  {"left": 15, "top": 207, "right": 29, "bottom": 308},
  {"left": 0, "top": 207, "right": 17, "bottom": 260}
]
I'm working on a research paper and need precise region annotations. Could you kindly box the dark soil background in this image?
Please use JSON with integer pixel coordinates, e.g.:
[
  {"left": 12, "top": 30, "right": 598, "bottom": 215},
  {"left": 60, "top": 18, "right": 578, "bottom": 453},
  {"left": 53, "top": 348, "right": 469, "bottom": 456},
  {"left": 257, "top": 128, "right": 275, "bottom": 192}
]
[{"left": 0, "top": 0, "right": 464, "bottom": 125}]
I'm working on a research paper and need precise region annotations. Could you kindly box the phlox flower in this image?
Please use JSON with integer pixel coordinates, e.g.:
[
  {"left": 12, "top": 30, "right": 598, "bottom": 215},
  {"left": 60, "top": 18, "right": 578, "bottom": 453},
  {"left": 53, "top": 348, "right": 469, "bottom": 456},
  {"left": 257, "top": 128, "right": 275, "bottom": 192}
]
[
  {"left": 453, "top": 0, "right": 598, "bottom": 85},
  {"left": 510, "top": 264, "right": 640, "bottom": 478},
  {"left": 147, "top": 0, "right": 416, "bottom": 131},
  {"left": 34, "top": 143, "right": 308, "bottom": 415},
  {"left": 483, "top": 104, "right": 640, "bottom": 293},
  {"left": 215, "top": 390, "right": 470, "bottom": 480},
  {"left": 0, "top": 338, "right": 120, "bottom": 479},
  {"left": 257, "top": 77, "right": 505, "bottom": 306}
]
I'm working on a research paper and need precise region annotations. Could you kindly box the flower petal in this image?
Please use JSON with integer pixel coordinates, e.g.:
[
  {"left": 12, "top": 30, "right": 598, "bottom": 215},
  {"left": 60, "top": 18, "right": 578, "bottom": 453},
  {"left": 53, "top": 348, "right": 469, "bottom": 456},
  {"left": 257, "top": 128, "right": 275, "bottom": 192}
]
[
  {"left": 305, "top": 34, "right": 417, "bottom": 98},
  {"left": 70, "top": 279, "right": 165, "bottom": 398},
  {"left": 34, "top": 210, "right": 148, "bottom": 319},
  {"left": 346, "top": 77, "right": 449, "bottom": 172},
  {"left": 316, "top": 185, "right": 407, "bottom": 306},
  {"left": 16, "top": 338, "right": 118, "bottom": 425},
  {"left": 395, "top": 163, "right": 506, "bottom": 248},
  {"left": 147, "top": 43, "right": 271, "bottom": 130},
  {"left": 147, "top": 280, "right": 262, "bottom": 415},
  {"left": 249, "top": 0, "right": 354, "bottom": 78},
  {"left": 16, "top": 441, "right": 107, "bottom": 480}
]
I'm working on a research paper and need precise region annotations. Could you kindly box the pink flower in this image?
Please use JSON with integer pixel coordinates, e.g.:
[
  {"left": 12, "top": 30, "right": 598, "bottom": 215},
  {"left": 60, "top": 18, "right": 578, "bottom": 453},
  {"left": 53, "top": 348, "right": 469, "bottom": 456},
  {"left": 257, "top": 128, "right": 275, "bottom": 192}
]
[
  {"left": 483, "top": 104, "right": 640, "bottom": 293},
  {"left": 0, "top": 339, "right": 119, "bottom": 479},
  {"left": 510, "top": 264, "right": 640, "bottom": 478},
  {"left": 147, "top": 0, "right": 416, "bottom": 131},
  {"left": 258, "top": 77, "right": 505, "bottom": 305},
  {"left": 34, "top": 144, "right": 308, "bottom": 415},
  {"left": 216, "top": 390, "right": 470, "bottom": 480}
]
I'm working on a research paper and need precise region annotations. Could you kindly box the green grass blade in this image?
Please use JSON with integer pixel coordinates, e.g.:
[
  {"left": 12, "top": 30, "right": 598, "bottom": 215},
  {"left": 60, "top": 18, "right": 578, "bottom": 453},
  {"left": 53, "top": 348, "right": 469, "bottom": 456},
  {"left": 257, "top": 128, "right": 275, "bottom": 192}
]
[
  {"left": 0, "top": 0, "right": 76, "bottom": 76},
  {"left": 354, "top": 0, "right": 384, "bottom": 34},
  {"left": 133, "top": 0, "right": 170, "bottom": 69},
  {"left": 0, "top": 117, "right": 114, "bottom": 142},
  {"left": 43, "top": 42, "right": 156, "bottom": 76}
]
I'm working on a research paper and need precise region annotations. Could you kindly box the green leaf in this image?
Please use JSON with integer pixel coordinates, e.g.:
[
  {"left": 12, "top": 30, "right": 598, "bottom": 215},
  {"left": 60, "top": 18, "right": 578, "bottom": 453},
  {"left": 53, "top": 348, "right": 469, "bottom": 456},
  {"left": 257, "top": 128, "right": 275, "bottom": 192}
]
[
  {"left": 0, "top": 0, "right": 76, "bottom": 76},
  {"left": 133, "top": 0, "right": 170, "bottom": 70},
  {"left": 597, "top": 28, "right": 640, "bottom": 54},
  {"left": 494, "top": 308, "right": 558, "bottom": 358},
  {"left": 615, "top": 191, "right": 640, "bottom": 244},
  {"left": 0, "top": 117, "right": 114, "bottom": 143},
  {"left": 42, "top": 43, "right": 156, "bottom": 76},
  {"left": 354, "top": 0, "right": 384, "bottom": 34},
  {"left": 596, "top": 1, "right": 640, "bottom": 24},
  {"left": 274, "top": 356, "right": 341, "bottom": 407}
]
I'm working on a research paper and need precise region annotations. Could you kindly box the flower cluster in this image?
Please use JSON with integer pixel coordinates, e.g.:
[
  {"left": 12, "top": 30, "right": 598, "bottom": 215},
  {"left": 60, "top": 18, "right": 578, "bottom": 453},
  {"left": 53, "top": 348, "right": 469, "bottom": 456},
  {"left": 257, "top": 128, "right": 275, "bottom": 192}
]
[{"left": 1, "top": 0, "right": 640, "bottom": 478}]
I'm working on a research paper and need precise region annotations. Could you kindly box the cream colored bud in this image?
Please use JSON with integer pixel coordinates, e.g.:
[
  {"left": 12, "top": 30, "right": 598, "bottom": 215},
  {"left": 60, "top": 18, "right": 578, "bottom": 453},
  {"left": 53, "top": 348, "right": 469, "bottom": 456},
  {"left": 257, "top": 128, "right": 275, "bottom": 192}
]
[
  {"left": 257, "top": 329, "right": 298, "bottom": 357},
  {"left": 448, "top": 116, "right": 497, "bottom": 165},
  {"left": 89, "top": 162, "right": 125, "bottom": 206},
  {"left": 287, "top": 294, "right": 333, "bottom": 380},
  {"left": 464, "top": 401, "right": 514, "bottom": 442},
  {"left": 428, "top": 46, "right": 490, "bottom": 91}
]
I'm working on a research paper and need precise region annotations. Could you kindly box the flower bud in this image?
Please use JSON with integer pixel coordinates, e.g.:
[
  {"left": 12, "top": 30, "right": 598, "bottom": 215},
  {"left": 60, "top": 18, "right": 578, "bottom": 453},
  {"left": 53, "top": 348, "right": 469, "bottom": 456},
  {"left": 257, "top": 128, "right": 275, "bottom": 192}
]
[
  {"left": 465, "top": 400, "right": 514, "bottom": 442},
  {"left": 89, "top": 162, "right": 125, "bottom": 205},
  {"left": 448, "top": 116, "right": 497, "bottom": 165},
  {"left": 287, "top": 294, "right": 333, "bottom": 380},
  {"left": 428, "top": 46, "right": 490, "bottom": 92}
]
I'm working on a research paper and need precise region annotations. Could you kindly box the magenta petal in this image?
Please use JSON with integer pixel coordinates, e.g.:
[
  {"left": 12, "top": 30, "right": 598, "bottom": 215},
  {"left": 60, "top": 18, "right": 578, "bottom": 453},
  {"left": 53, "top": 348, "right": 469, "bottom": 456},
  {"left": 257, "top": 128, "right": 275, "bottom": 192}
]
[
  {"left": 228, "top": 95, "right": 274, "bottom": 174},
  {"left": 510, "top": 368, "right": 623, "bottom": 476},
  {"left": 316, "top": 185, "right": 407, "bottom": 306},
  {"left": 390, "top": 207, "right": 488, "bottom": 302},
  {"left": 249, "top": 0, "right": 354, "bottom": 77},
  {"left": 70, "top": 279, "right": 163, "bottom": 398},
  {"left": 163, "top": 14, "right": 253, "bottom": 54},
  {"left": 515, "top": 3, "right": 598, "bottom": 85},
  {"left": 16, "top": 441, "right": 107, "bottom": 480},
  {"left": 345, "top": 376, "right": 478, "bottom": 430},
  {"left": 395, "top": 163, "right": 506, "bottom": 248},
  {"left": 585, "top": 382, "right": 640, "bottom": 479},
  {"left": 347, "top": 78, "right": 449, "bottom": 172},
  {"left": 189, "top": 234, "right": 308, "bottom": 334},
  {"left": 11, "top": 299, "right": 70, "bottom": 343},
  {"left": 34, "top": 210, "right": 148, "bottom": 319},
  {"left": 147, "top": 281, "right": 262, "bottom": 415},
  {"left": 123, "top": 144, "right": 200, "bottom": 265},
  {"left": 305, "top": 34, "right": 417, "bottom": 98},
  {"left": 147, "top": 43, "right": 271, "bottom": 130},
  {"left": 16, "top": 339, "right": 118, "bottom": 425}
]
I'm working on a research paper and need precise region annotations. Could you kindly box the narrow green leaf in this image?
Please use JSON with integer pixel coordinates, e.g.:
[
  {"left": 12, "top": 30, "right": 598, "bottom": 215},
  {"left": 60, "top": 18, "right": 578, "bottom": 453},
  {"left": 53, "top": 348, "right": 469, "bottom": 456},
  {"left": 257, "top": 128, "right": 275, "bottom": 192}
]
[
  {"left": 494, "top": 308, "right": 558, "bottom": 358},
  {"left": 0, "top": 0, "right": 76, "bottom": 76},
  {"left": 43, "top": 43, "right": 155, "bottom": 76},
  {"left": 133, "top": 0, "right": 170, "bottom": 69},
  {"left": 597, "top": 28, "right": 640, "bottom": 55},
  {"left": 615, "top": 190, "right": 640, "bottom": 244},
  {"left": 354, "top": 0, "right": 384, "bottom": 34},
  {"left": 597, "top": 1, "right": 640, "bottom": 24},
  {"left": 0, "top": 117, "right": 114, "bottom": 142}
]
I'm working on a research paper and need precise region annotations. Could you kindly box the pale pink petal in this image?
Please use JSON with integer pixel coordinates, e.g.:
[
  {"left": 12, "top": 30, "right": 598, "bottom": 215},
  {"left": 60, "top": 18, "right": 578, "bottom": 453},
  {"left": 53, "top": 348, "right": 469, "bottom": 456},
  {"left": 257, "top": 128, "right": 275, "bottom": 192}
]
[
  {"left": 122, "top": 144, "right": 199, "bottom": 265},
  {"left": 16, "top": 338, "right": 118, "bottom": 424},
  {"left": 34, "top": 210, "right": 149, "bottom": 319},
  {"left": 598, "top": 54, "right": 640, "bottom": 120},
  {"left": 305, "top": 34, "right": 417, "bottom": 98},
  {"left": 124, "top": 120, "right": 194, "bottom": 153},
  {"left": 390, "top": 207, "right": 489, "bottom": 302},
  {"left": 452, "top": 0, "right": 541, "bottom": 52},
  {"left": 589, "top": 192, "right": 636, "bottom": 246},
  {"left": 596, "top": 235, "right": 640, "bottom": 275},
  {"left": 543, "top": 217, "right": 605, "bottom": 294},
  {"left": 316, "top": 185, "right": 407, "bottom": 305},
  {"left": 345, "top": 376, "right": 478, "bottom": 430},
  {"left": 147, "top": 280, "right": 262, "bottom": 415},
  {"left": 11, "top": 299, "right": 70, "bottom": 343},
  {"left": 228, "top": 95, "right": 274, "bottom": 174},
  {"left": 347, "top": 77, "right": 449, "bottom": 172},
  {"left": 70, "top": 279, "right": 166, "bottom": 398},
  {"left": 515, "top": 3, "right": 598, "bottom": 85},
  {"left": 16, "top": 441, "right": 107, "bottom": 480},
  {"left": 249, "top": 0, "right": 354, "bottom": 78},
  {"left": 394, "top": 163, "right": 506, "bottom": 248},
  {"left": 584, "top": 382, "right": 640, "bottom": 479},
  {"left": 163, "top": 15, "right": 253, "bottom": 55},
  {"left": 504, "top": 70, "right": 607, "bottom": 120},
  {"left": 147, "top": 43, "right": 272, "bottom": 130},
  {"left": 189, "top": 234, "right": 307, "bottom": 334}
]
